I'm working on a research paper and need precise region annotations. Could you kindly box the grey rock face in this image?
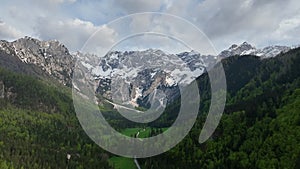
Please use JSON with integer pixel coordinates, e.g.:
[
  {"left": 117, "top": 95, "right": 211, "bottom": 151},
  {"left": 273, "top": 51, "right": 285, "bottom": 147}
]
[
  {"left": 0, "top": 36, "right": 75, "bottom": 86},
  {"left": 76, "top": 49, "right": 216, "bottom": 108},
  {"left": 218, "top": 42, "right": 291, "bottom": 58},
  {"left": 218, "top": 42, "right": 256, "bottom": 58}
]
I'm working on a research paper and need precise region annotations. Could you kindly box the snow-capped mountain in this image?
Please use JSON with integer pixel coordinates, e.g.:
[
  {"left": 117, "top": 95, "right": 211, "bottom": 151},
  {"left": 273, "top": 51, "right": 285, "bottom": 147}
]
[
  {"left": 218, "top": 42, "right": 256, "bottom": 58},
  {"left": 254, "top": 46, "right": 291, "bottom": 58},
  {"left": 219, "top": 42, "right": 291, "bottom": 58},
  {"left": 0, "top": 36, "right": 296, "bottom": 109},
  {"left": 75, "top": 49, "right": 216, "bottom": 108}
]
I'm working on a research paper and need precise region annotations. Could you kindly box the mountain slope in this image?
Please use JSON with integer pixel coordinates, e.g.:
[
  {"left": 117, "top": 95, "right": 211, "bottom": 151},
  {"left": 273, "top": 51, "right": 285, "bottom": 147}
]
[
  {"left": 0, "top": 37, "right": 75, "bottom": 86},
  {"left": 0, "top": 67, "right": 112, "bottom": 169},
  {"left": 141, "top": 47, "right": 300, "bottom": 169}
]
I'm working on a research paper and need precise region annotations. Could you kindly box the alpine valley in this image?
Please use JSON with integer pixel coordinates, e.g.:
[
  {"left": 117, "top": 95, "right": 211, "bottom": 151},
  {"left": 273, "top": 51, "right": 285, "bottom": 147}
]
[{"left": 0, "top": 37, "right": 299, "bottom": 169}]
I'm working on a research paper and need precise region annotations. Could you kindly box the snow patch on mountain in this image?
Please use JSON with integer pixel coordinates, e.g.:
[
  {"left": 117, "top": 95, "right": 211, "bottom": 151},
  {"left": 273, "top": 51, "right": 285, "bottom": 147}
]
[{"left": 75, "top": 49, "right": 216, "bottom": 108}]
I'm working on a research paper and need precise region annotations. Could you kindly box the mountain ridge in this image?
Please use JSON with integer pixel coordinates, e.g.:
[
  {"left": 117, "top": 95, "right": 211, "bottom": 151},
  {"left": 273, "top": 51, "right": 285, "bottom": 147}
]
[
  {"left": 0, "top": 37, "right": 296, "bottom": 108},
  {"left": 218, "top": 41, "right": 292, "bottom": 58},
  {"left": 0, "top": 36, "right": 75, "bottom": 86}
]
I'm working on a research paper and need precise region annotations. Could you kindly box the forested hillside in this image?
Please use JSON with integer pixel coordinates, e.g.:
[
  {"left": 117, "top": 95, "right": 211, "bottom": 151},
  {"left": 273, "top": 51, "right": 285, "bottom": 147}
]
[
  {"left": 0, "top": 68, "right": 112, "bottom": 169},
  {"left": 140, "top": 48, "right": 300, "bottom": 169}
]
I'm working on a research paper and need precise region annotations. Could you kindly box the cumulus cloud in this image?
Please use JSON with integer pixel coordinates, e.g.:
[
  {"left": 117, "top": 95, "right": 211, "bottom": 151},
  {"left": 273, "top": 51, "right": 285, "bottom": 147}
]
[
  {"left": 197, "top": 0, "right": 285, "bottom": 36},
  {"left": 165, "top": 0, "right": 300, "bottom": 49},
  {"left": 35, "top": 17, "right": 117, "bottom": 52},
  {"left": 96, "top": 13, "right": 217, "bottom": 54},
  {"left": 0, "top": 21, "right": 24, "bottom": 40}
]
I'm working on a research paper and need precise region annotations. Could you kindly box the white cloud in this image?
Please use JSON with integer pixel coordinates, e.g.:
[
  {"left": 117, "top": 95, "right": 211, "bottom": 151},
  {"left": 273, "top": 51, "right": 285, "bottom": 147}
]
[
  {"left": 129, "top": 14, "right": 153, "bottom": 32},
  {"left": 165, "top": 0, "right": 300, "bottom": 50},
  {"left": 0, "top": 21, "right": 24, "bottom": 40},
  {"left": 35, "top": 18, "right": 117, "bottom": 52},
  {"left": 99, "top": 13, "right": 217, "bottom": 54},
  {"left": 274, "top": 15, "right": 300, "bottom": 39}
]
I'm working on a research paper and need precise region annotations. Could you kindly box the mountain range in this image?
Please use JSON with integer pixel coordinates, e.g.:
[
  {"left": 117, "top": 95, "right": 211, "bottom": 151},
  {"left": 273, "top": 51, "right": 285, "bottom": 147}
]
[{"left": 0, "top": 37, "right": 295, "bottom": 109}]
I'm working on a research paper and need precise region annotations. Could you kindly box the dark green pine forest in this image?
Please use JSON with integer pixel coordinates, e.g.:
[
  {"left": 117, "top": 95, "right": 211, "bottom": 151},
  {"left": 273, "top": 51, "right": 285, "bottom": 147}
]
[{"left": 0, "top": 47, "right": 300, "bottom": 169}]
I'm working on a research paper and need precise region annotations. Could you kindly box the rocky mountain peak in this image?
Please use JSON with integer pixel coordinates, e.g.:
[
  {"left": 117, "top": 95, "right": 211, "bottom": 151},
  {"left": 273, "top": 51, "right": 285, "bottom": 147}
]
[
  {"left": 0, "top": 37, "right": 75, "bottom": 86},
  {"left": 219, "top": 42, "right": 291, "bottom": 58},
  {"left": 218, "top": 42, "right": 256, "bottom": 58},
  {"left": 241, "top": 41, "right": 251, "bottom": 46},
  {"left": 229, "top": 44, "right": 238, "bottom": 50}
]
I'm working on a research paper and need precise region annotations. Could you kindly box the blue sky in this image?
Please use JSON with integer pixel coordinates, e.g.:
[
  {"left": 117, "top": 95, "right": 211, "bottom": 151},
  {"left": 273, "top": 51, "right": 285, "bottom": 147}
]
[{"left": 0, "top": 0, "right": 300, "bottom": 53}]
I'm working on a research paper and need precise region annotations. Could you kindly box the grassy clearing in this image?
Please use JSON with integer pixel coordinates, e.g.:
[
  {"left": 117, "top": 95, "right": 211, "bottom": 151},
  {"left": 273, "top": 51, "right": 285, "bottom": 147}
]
[
  {"left": 109, "top": 127, "right": 169, "bottom": 168},
  {"left": 108, "top": 156, "right": 136, "bottom": 169},
  {"left": 121, "top": 127, "right": 141, "bottom": 137}
]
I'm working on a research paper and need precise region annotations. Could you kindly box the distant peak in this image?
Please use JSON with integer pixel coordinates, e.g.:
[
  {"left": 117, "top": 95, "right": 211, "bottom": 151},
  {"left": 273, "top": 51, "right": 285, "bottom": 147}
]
[
  {"left": 229, "top": 44, "right": 238, "bottom": 49},
  {"left": 22, "top": 36, "right": 40, "bottom": 42},
  {"left": 240, "top": 42, "right": 255, "bottom": 48},
  {"left": 242, "top": 41, "right": 250, "bottom": 45},
  {"left": 144, "top": 48, "right": 164, "bottom": 53},
  {"left": 218, "top": 42, "right": 256, "bottom": 58},
  {"left": 226, "top": 42, "right": 255, "bottom": 51},
  {"left": 219, "top": 42, "right": 292, "bottom": 58},
  {"left": 0, "top": 39, "right": 8, "bottom": 43}
]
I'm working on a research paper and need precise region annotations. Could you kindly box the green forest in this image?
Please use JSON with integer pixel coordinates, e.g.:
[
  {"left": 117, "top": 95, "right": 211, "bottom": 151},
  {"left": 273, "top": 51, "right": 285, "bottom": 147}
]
[{"left": 0, "top": 47, "right": 300, "bottom": 169}]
